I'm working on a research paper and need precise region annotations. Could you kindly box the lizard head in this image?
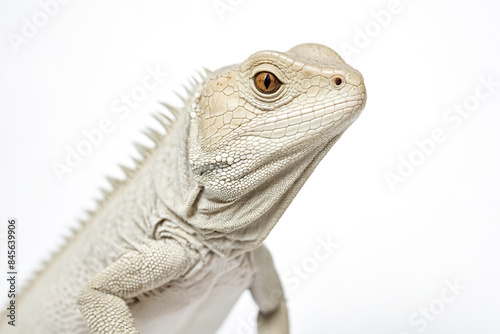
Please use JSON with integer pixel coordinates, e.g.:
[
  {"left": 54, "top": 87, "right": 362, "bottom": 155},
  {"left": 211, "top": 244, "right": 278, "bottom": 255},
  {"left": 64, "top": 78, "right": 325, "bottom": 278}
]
[{"left": 187, "top": 43, "right": 366, "bottom": 202}]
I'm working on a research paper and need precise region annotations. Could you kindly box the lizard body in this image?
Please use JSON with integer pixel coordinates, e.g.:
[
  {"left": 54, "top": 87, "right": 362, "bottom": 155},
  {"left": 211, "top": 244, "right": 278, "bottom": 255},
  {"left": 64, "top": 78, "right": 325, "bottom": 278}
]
[{"left": 3, "top": 43, "right": 366, "bottom": 333}]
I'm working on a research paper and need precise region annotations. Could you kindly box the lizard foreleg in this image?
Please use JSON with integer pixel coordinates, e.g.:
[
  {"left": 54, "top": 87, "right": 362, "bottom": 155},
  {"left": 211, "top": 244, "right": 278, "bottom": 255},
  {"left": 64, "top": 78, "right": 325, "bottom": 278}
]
[
  {"left": 77, "top": 239, "right": 191, "bottom": 334},
  {"left": 250, "top": 245, "right": 289, "bottom": 334}
]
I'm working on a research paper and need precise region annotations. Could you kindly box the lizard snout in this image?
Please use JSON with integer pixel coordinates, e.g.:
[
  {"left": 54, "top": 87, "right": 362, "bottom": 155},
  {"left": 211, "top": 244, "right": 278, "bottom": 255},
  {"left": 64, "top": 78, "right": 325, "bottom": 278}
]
[{"left": 345, "top": 70, "right": 364, "bottom": 86}]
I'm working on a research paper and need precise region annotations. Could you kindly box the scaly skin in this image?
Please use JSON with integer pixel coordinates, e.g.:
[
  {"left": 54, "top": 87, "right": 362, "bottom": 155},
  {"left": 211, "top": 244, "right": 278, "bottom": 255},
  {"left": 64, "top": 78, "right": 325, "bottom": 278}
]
[{"left": 3, "top": 43, "right": 366, "bottom": 334}]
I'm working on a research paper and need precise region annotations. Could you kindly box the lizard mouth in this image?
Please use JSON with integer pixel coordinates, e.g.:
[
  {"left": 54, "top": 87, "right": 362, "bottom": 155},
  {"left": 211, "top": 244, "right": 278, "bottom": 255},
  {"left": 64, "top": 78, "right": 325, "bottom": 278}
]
[{"left": 244, "top": 92, "right": 366, "bottom": 142}]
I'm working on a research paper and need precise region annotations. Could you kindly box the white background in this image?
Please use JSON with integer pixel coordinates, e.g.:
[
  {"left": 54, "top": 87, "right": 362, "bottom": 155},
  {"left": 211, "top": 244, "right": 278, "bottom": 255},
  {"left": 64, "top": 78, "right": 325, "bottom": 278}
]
[{"left": 1, "top": 0, "right": 499, "bottom": 333}]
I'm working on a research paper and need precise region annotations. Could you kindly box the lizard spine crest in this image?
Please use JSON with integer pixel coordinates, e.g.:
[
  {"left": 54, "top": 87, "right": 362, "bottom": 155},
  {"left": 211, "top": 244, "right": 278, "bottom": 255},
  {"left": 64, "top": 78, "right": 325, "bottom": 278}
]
[{"left": 20, "top": 72, "right": 205, "bottom": 294}]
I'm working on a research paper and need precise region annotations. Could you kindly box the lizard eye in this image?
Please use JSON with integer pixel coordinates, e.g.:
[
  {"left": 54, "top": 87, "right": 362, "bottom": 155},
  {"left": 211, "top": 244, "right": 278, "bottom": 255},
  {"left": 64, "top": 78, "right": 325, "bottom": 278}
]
[
  {"left": 333, "top": 76, "right": 344, "bottom": 88},
  {"left": 254, "top": 72, "right": 282, "bottom": 94}
]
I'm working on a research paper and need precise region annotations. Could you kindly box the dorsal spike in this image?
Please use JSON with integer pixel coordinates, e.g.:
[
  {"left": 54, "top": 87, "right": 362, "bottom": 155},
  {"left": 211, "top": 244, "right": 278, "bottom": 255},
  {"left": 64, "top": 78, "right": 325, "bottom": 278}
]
[
  {"left": 118, "top": 164, "right": 134, "bottom": 178},
  {"left": 69, "top": 225, "right": 80, "bottom": 235},
  {"left": 158, "top": 111, "right": 174, "bottom": 122},
  {"left": 76, "top": 220, "right": 87, "bottom": 229},
  {"left": 132, "top": 142, "right": 150, "bottom": 157},
  {"left": 181, "top": 83, "right": 191, "bottom": 96},
  {"left": 106, "top": 176, "right": 121, "bottom": 189},
  {"left": 174, "top": 91, "right": 187, "bottom": 103},
  {"left": 191, "top": 75, "right": 202, "bottom": 86},
  {"left": 152, "top": 113, "right": 173, "bottom": 131},
  {"left": 195, "top": 69, "right": 206, "bottom": 79},
  {"left": 95, "top": 197, "right": 106, "bottom": 207},
  {"left": 84, "top": 209, "right": 94, "bottom": 218},
  {"left": 187, "top": 77, "right": 196, "bottom": 88},
  {"left": 203, "top": 67, "right": 212, "bottom": 76},
  {"left": 160, "top": 102, "right": 180, "bottom": 117},
  {"left": 142, "top": 127, "right": 163, "bottom": 144},
  {"left": 131, "top": 157, "right": 142, "bottom": 166},
  {"left": 98, "top": 186, "right": 110, "bottom": 197}
]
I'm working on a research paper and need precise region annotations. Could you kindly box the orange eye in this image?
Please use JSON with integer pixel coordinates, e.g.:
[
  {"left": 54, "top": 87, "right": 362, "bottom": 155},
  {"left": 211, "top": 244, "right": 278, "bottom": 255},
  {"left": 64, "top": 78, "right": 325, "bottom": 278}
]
[{"left": 254, "top": 72, "right": 282, "bottom": 94}]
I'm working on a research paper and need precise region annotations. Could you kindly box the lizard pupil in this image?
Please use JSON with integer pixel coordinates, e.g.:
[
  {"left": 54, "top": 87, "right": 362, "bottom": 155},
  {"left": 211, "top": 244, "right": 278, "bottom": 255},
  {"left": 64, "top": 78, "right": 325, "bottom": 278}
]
[
  {"left": 254, "top": 71, "right": 282, "bottom": 94},
  {"left": 264, "top": 74, "right": 271, "bottom": 89}
]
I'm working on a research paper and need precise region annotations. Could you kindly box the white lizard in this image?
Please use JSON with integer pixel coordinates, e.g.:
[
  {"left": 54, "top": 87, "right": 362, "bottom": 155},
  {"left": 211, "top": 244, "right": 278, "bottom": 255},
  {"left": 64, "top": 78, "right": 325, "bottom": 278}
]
[{"left": 3, "top": 43, "right": 366, "bottom": 334}]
